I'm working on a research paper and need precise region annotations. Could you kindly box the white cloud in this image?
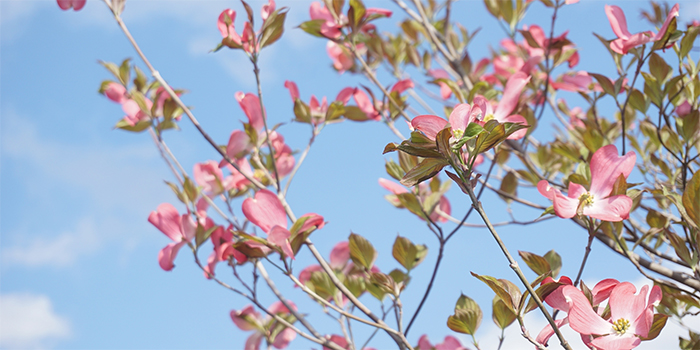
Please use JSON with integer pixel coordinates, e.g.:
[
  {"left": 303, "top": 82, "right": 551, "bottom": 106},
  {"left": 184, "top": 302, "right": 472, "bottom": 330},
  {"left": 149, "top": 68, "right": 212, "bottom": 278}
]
[
  {"left": 2, "top": 218, "right": 100, "bottom": 268},
  {"left": 0, "top": 293, "right": 71, "bottom": 349}
]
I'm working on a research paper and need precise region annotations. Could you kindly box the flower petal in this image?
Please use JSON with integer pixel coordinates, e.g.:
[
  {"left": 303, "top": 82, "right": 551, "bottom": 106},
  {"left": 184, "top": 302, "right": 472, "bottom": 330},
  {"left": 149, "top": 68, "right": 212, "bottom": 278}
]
[
  {"left": 563, "top": 285, "right": 613, "bottom": 336},
  {"left": 158, "top": 241, "right": 187, "bottom": 271},
  {"left": 242, "top": 189, "right": 288, "bottom": 232},
  {"left": 330, "top": 241, "right": 350, "bottom": 269},
  {"left": 590, "top": 333, "right": 640, "bottom": 350},
  {"left": 591, "top": 278, "right": 620, "bottom": 306},
  {"left": 536, "top": 317, "right": 569, "bottom": 346},
  {"left": 609, "top": 283, "right": 647, "bottom": 327},
  {"left": 605, "top": 5, "right": 633, "bottom": 39},
  {"left": 583, "top": 194, "right": 632, "bottom": 222},
  {"left": 589, "top": 145, "right": 636, "bottom": 197},
  {"left": 236, "top": 92, "right": 264, "bottom": 131},
  {"left": 448, "top": 103, "right": 474, "bottom": 133},
  {"left": 502, "top": 114, "right": 528, "bottom": 140},
  {"left": 268, "top": 226, "right": 295, "bottom": 260},
  {"left": 411, "top": 115, "right": 448, "bottom": 140},
  {"left": 494, "top": 72, "right": 530, "bottom": 121},
  {"left": 284, "top": 80, "right": 300, "bottom": 101},
  {"left": 272, "top": 327, "right": 296, "bottom": 349},
  {"left": 148, "top": 203, "right": 183, "bottom": 242},
  {"left": 231, "top": 305, "right": 262, "bottom": 331}
]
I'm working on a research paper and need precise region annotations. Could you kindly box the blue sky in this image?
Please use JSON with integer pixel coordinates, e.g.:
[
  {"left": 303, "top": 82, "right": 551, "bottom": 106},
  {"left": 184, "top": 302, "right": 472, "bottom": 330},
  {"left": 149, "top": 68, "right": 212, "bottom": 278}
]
[{"left": 1, "top": 0, "right": 699, "bottom": 349}]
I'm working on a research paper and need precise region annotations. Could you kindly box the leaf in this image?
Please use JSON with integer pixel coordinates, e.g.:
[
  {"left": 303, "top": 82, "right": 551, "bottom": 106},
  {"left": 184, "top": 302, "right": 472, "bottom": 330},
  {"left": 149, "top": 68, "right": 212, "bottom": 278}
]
[
  {"left": 471, "top": 272, "right": 515, "bottom": 312},
  {"left": 680, "top": 25, "right": 699, "bottom": 59},
  {"left": 348, "top": 0, "right": 366, "bottom": 29},
  {"left": 114, "top": 119, "right": 151, "bottom": 132},
  {"left": 119, "top": 58, "right": 131, "bottom": 88},
  {"left": 518, "top": 251, "right": 551, "bottom": 276},
  {"left": 343, "top": 105, "right": 370, "bottom": 121},
  {"left": 649, "top": 52, "right": 671, "bottom": 84},
  {"left": 99, "top": 60, "right": 123, "bottom": 84},
  {"left": 195, "top": 224, "right": 218, "bottom": 248},
  {"left": 543, "top": 250, "right": 562, "bottom": 278},
  {"left": 298, "top": 19, "right": 327, "bottom": 38},
  {"left": 449, "top": 294, "right": 482, "bottom": 335},
  {"left": 392, "top": 236, "right": 426, "bottom": 271},
  {"left": 499, "top": 171, "right": 518, "bottom": 204},
  {"left": 492, "top": 297, "right": 516, "bottom": 329},
  {"left": 349, "top": 233, "right": 376, "bottom": 270},
  {"left": 682, "top": 170, "right": 700, "bottom": 227},
  {"left": 590, "top": 73, "right": 615, "bottom": 96},
  {"left": 400, "top": 158, "right": 449, "bottom": 187},
  {"left": 260, "top": 8, "right": 288, "bottom": 48},
  {"left": 396, "top": 193, "right": 428, "bottom": 220},
  {"left": 640, "top": 314, "right": 668, "bottom": 341},
  {"left": 433, "top": 78, "right": 464, "bottom": 103}
]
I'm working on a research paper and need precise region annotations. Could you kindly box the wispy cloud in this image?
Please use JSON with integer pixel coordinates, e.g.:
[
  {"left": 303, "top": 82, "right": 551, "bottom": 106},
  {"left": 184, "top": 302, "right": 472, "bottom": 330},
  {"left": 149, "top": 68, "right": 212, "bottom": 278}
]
[
  {"left": 0, "top": 293, "right": 71, "bottom": 349},
  {"left": 2, "top": 218, "right": 100, "bottom": 268}
]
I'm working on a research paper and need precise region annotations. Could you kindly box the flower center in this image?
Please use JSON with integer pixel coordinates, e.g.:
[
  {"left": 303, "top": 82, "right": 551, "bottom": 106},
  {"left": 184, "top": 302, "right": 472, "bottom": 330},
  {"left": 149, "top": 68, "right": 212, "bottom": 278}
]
[
  {"left": 452, "top": 128, "right": 464, "bottom": 140},
  {"left": 482, "top": 114, "right": 495, "bottom": 122},
  {"left": 578, "top": 192, "right": 595, "bottom": 207},
  {"left": 612, "top": 318, "right": 631, "bottom": 335}
]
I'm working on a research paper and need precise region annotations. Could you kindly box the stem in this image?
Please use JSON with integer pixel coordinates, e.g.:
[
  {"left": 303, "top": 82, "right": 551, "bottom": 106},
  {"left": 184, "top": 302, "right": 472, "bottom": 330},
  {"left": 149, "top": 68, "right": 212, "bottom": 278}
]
[
  {"left": 465, "top": 186, "right": 572, "bottom": 350},
  {"left": 252, "top": 56, "right": 281, "bottom": 191},
  {"left": 405, "top": 243, "right": 444, "bottom": 335}
]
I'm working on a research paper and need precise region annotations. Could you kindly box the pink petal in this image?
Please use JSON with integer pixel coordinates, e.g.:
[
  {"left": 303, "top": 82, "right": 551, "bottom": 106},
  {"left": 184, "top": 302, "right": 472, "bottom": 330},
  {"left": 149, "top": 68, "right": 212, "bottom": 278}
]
[
  {"left": 268, "top": 300, "right": 297, "bottom": 314},
  {"left": 309, "top": 2, "right": 334, "bottom": 22},
  {"left": 651, "top": 4, "right": 680, "bottom": 41},
  {"left": 365, "top": 8, "right": 392, "bottom": 17},
  {"left": 231, "top": 305, "right": 261, "bottom": 331},
  {"left": 353, "top": 89, "right": 379, "bottom": 120},
  {"left": 236, "top": 92, "right": 264, "bottom": 131},
  {"left": 298, "top": 213, "right": 325, "bottom": 234},
  {"left": 105, "top": 83, "right": 127, "bottom": 103},
  {"left": 245, "top": 332, "right": 264, "bottom": 350},
  {"left": 72, "top": 0, "right": 86, "bottom": 10},
  {"left": 284, "top": 80, "right": 300, "bottom": 101},
  {"left": 272, "top": 328, "right": 296, "bottom": 349},
  {"left": 436, "top": 335, "right": 464, "bottom": 350},
  {"left": 562, "top": 285, "right": 614, "bottom": 335},
  {"left": 605, "top": 5, "right": 633, "bottom": 39},
  {"left": 448, "top": 103, "right": 474, "bottom": 133},
  {"left": 417, "top": 335, "right": 433, "bottom": 350},
  {"left": 242, "top": 189, "right": 288, "bottom": 232},
  {"left": 589, "top": 145, "right": 636, "bottom": 198},
  {"left": 268, "top": 226, "right": 295, "bottom": 259},
  {"left": 57, "top": 0, "right": 71, "bottom": 10},
  {"left": 611, "top": 33, "right": 654, "bottom": 55},
  {"left": 218, "top": 10, "right": 240, "bottom": 40},
  {"left": 204, "top": 250, "right": 219, "bottom": 279},
  {"left": 222, "top": 130, "right": 251, "bottom": 164},
  {"left": 335, "top": 87, "right": 355, "bottom": 104},
  {"left": 609, "top": 283, "right": 647, "bottom": 326},
  {"left": 379, "top": 178, "right": 408, "bottom": 194},
  {"left": 390, "top": 79, "right": 414, "bottom": 94},
  {"left": 411, "top": 115, "right": 448, "bottom": 140},
  {"left": 429, "top": 196, "right": 451, "bottom": 223},
  {"left": 502, "top": 114, "right": 528, "bottom": 140},
  {"left": 584, "top": 195, "right": 632, "bottom": 222},
  {"left": 590, "top": 333, "right": 640, "bottom": 350},
  {"left": 329, "top": 241, "right": 350, "bottom": 269},
  {"left": 536, "top": 318, "right": 569, "bottom": 346},
  {"left": 261, "top": 0, "right": 276, "bottom": 21},
  {"left": 567, "top": 182, "right": 587, "bottom": 199},
  {"left": 148, "top": 203, "right": 183, "bottom": 242},
  {"left": 324, "top": 335, "right": 348, "bottom": 350},
  {"left": 591, "top": 279, "right": 620, "bottom": 305},
  {"left": 298, "top": 265, "right": 323, "bottom": 285},
  {"left": 158, "top": 241, "right": 187, "bottom": 271},
  {"left": 494, "top": 72, "right": 530, "bottom": 121},
  {"left": 538, "top": 181, "right": 579, "bottom": 219}
]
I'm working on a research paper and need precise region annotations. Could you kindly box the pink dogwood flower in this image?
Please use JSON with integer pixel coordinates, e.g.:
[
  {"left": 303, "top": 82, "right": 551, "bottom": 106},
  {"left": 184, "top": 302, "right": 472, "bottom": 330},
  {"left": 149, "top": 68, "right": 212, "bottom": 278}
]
[
  {"left": 410, "top": 103, "right": 480, "bottom": 141},
  {"left": 231, "top": 302, "right": 297, "bottom": 350},
  {"left": 284, "top": 80, "right": 329, "bottom": 124},
  {"left": 428, "top": 69, "right": 460, "bottom": 100},
  {"left": 417, "top": 334, "right": 469, "bottom": 350},
  {"left": 310, "top": 2, "right": 343, "bottom": 39},
  {"left": 148, "top": 203, "right": 198, "bottom": 271},
  {"left": 472, "top": 72, "right": 531, "bottom": 140},
  {"left": 336, "top": 87, "right": 381, "bottom": 121},
  {"left": 57, "top": 0, "right": 85, "bottom": 11},
  {"left": 538, "top": 144, "right": 636, "bottom": 222},
  {"left": 104, "top": 83, "right": 127, "bottom": 104},
  {"left": 236, "top": 92, "right": 265, "bottom": 131},
  {"left": 605, "top": 4, "right": 680, "bottom": 54},
  {"left": 542, "top": 282, "right": 661, "bottom": 350},
  {"left": 194, "top": 160, "right": 234, "bottom": 196},
  {"left": 121, "top": 98, "right": 153, "bottom": 126},
  {"left": 242, "top": 189, "right": 324, "bottom": 260},
  {"left": 379, "top": 178, "right": 452, "bottom": 223},
  {"left": 327, "top": 41, "right": 362, "bottom": 73}
]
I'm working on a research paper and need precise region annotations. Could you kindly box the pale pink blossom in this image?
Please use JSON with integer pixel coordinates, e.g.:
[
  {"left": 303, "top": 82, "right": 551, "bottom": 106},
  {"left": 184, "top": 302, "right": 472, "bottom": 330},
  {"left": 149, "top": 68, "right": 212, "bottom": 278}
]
[
  {"left": 472, "top": 72, "right": 530, "bottom": 140},
  {"left": 416, "top": 334, "right": 469, "bottom": 350},
  {"left": 147, "top": 203, "right": 197, "bottom": 271},
  {"left": 538, "top": 145, "right": 636, "bottom": 221},
  {"left": 261, "top": 0, "right": 276, "bottom": 21},
  {"left": 219, "top": 130, "right": 252, "bottom": 168},
  {"left": 194, "top": 160, "right": 233, "bottom": 196},
  {"left": 336, "top": 87, "right": 381, "bottom": 121},
  {"left": 242, "top": 189, "right": 324, "bottom": 259},
  {"left": 121, "top": 98, "right": 152, "bottom": 126},
  {"left": 104, "top": 83, "right": 127, "bottom": 104},
  {"left": 236, "top": 92, "right": 265, "bottom": 131},
  {"left": 310, "top": 2, "right": 343, "bottom": 39},
  {"left": 675, "top": 100, "right": 692, "bottom": 117},
  {"left": 606, "top": 4, "right": 680, "bottom": 54},
  {"left": 391, "top": 79, "right": 414, "bottom": 94},
  {"left": 284, "top": 80, "right": 329, "bottom": 124},
  {"left": 410, "top": 103, "right": 479, "bottom": 141},
  {"left": 428, "top": 69, "right": 458, "bottom": 100},
  {"left": 379, "top": 178, "right": 452, "bottom": 223},
  {"left": 218, "top": 9, "right": 257, "bottom": 53},
  {"left": 231, "top": 302, "right": 297, "bottom": 350},
  {"left": 541, "top": 282, "right": 661, "bottom": 350},
  {"left": 57, "top": 0, "right": 85, "bottom": 11},
  {"left": 327, "top": 41, "right": 356, "bottom": 73}
]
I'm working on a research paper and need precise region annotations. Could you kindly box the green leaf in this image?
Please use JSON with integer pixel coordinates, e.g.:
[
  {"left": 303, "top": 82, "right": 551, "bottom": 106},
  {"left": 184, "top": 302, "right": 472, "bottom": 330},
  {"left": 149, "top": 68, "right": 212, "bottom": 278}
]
[
  {"left": 628, "top": 89, "right": 649, "bottom": 113},
  {"left": 195, "top": 224, "right": 218, "bottom": 248},
  {"left": 400, "top": 158, "right": 449, "bottom": 187},
  {"left": 119, "top": 58, "right": 131, "bottom": 88},
  {"left": 392, "top": 236, "right": 427, "bottom": 271},
  {"left": 396, "top": 193, "right": 428, "bottom": 220},
  {"left": 183, "top": 176, "right": 199, "bottom": 203},
  {"left": 649, "top": 52, "right": 671, "bottom": 84},
  {"left": 680, "top": 26, "right": 699, "bottom": 59},
  {"left": 99, "top": 60, "right": 123, "bottom": 84},
  {"left": 343, "top": 106, "right": 370, "bottom": 121},
  {"left": 518, "top": 251, "right": 551, "bottom": 276},
  {"left": 471, "top": 272, "right": 515, "bottom": 312},
  {"left": 348, "top": 0, "right": 366, "bottom": 29},
  {"left": 349, "top": 233, "right": 376, "bottom": 270},
  {"left": 449, "top": 294, "right": 482, "bottom": 335},
  {"left": 499, "top": 171, "right": 518, "bottom": 204},
  {"left": 385, "top": 160, "right": 405, "bottom": 181},
  {"left": 260, "top": 8, "right": 288, "bottom": 48},
  {"left": 434, "top": 78, "right": 464, "bottom": 103},
  {"left": 590, "top": 73, "right": 615, "bottom": 96},
  {"left": 114, "top": 119, "right": 151, "bottom": 132},
  {"left": 293, "top": 99, "right": 311, "bottom": 123},
  {"left": 298, "top": 19, "right": 327, "bottom": 38},
  {"left": 492, "top": 297, "right": 517, "bottom": 329},
  {"left": 640, "top": 314, "right": 668, "bottom": 341},
  {"left": 682, "top": 170, "right": 700, "bottom": 227},
  {"left": 543, "top": 250, "right": 562, "bottom": 278},
  {"left": 133, "top": 65, "right": 147, "bottom": 92}
]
